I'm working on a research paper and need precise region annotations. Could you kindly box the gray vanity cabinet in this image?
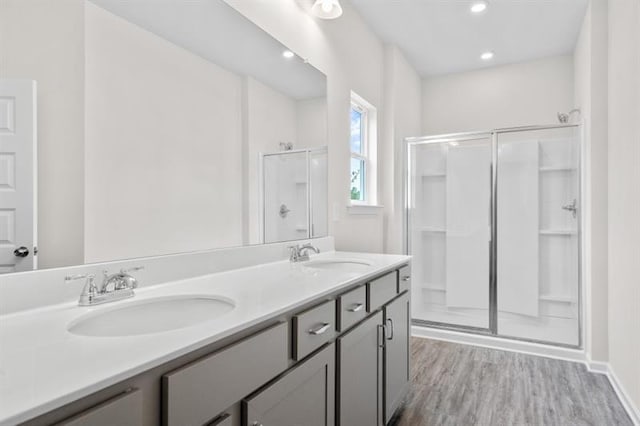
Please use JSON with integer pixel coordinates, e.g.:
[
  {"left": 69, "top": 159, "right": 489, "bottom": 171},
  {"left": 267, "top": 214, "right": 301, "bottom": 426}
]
[
  {"left": 23, "top": 263, "right": 411, "bottom": 426},
  {"left": 336, "top": 311, "right": 383, "bottom": 426},
  {"left": 383, "top": 292, "right": 410, "bottom": 424},
  {"left": 243, "top": 343, "right": 335, "bottom": 426}
]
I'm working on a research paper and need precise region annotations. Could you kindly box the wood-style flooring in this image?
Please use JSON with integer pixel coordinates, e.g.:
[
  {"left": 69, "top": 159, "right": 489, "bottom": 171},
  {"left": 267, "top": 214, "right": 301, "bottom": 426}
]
[{"left": 390, "top": 337, "right": 632, "bottom": 426}]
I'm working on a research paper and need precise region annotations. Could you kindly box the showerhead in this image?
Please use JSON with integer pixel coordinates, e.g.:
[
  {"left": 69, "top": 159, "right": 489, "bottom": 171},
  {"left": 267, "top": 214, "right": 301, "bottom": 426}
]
[
  {"left": 557, "top": 108, "right": 581, "bottom": 124},
  {"left": 557, "top": 112, "right": 569, "bottom": 123}
]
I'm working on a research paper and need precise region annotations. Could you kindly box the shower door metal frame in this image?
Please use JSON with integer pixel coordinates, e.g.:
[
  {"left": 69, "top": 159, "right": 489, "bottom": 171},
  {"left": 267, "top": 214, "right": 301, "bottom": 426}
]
[
  {"left": 405, "top": 123, "right": 583, "bottom": 349},
  {"left": 260, "top": 146, "right": 328, "bottom": 244}
]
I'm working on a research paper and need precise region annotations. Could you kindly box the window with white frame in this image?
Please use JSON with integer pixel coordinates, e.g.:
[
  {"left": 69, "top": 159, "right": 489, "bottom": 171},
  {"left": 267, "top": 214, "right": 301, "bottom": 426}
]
[{"left": 350, "top": 92, "right": 377, "bottom": 205}]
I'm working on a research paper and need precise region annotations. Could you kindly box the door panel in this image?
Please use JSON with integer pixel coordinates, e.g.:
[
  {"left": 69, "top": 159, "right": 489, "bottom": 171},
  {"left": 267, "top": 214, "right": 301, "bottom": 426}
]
[
  {"left": 384, "top": 294, "right": 410, "bottom": 423},
  {"left": 0, "top": 79, "right": 36, "bottom": 273},
  {"left": 496, "top": 127, "right": 580, "bottom": 346},
  {"left": 262, "top": 151, "right": 308, "bottom": 243},
  {"left": 244, "top": 343, "right": 335, "bottom": 426},
  {"left": 384, "top": 293, "right": 410, "bottom": 424},
  {"left": 407, "top": 137, "right": 491, "bottom": 329},
  {"left": 337, "top": 311, "right": 383, "bottom": 426}
]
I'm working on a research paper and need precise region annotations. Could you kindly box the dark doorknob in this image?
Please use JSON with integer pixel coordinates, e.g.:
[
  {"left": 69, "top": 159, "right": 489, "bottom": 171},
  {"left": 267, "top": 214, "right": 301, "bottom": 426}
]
[{"left": 13, "top": 246, "right": 29, "bottom": 258}]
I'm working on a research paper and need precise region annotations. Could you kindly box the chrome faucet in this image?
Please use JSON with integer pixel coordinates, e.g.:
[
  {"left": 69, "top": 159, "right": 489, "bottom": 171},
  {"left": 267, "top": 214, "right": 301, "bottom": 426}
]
[
  {"left": 288, "top": 243, "right": 320, "bottom": 262},
  {"left": 66, "top": 266, "right": 144, "bottom": 306}
]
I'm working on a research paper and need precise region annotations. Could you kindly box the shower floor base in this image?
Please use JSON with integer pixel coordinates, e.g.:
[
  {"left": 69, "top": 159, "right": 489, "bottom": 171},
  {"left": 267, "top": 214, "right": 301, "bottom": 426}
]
[{"left": 414, "top": 306, "right": 579, "bottom": 347}]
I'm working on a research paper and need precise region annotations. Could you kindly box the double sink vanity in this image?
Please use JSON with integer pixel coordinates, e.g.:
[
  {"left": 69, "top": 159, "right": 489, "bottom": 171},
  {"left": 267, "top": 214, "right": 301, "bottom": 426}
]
[
  {"left": 0, "top": 2, "right": 411, "bottom": 425},
  {"left": 0, "top": 243, "right": 411, "bottom": 426}
]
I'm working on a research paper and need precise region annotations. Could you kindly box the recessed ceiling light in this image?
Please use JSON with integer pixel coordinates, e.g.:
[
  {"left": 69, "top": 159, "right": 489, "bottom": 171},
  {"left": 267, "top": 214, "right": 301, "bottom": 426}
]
[
  {"left": 282, "top": 50, "right": 295, "bottom": 59},
  {"left": 470, "top": 1, "right": 488, "bottom": 13},
  {"left": 480, "top": 51, "right": 494, "bottom": 61},
  {"left": 310, "top": 0, "right": 343, "bottom": 19}
]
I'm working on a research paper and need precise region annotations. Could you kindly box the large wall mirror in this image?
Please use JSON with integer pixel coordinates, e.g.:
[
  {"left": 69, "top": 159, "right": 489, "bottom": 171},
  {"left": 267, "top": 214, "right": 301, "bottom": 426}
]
[{"left": 0, "top": 0, "right": 328, "bottom": 273}]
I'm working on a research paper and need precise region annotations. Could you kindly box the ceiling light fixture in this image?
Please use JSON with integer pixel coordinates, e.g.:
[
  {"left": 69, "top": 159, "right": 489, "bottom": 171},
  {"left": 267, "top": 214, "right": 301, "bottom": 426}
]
[
  {"left": 311, "top": 0, "right": 343, "bottom": 20},
  {"left": 470, "top": 1, "right": 488, "bottom": 13},
  {"left": 480, "top": 51, "right": 494, "bottom": 61},
  {"left": 282, "top": 50, "right": 295, "bottom": 59}
]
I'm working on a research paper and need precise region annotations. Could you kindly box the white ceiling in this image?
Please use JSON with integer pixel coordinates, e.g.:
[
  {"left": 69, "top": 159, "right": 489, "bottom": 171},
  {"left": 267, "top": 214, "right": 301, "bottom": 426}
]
[
  {"left": 349, "top": 0, "right": 589, "bottom": 76},
  {"left": 89, "top": 0, "right": 326, "bottom": 100}
]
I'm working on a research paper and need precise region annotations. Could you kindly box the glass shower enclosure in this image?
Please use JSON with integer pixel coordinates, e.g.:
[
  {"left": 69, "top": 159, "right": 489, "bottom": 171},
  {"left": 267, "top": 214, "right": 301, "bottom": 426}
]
[
  {"left": 261, "top": 147, "right": 328, "bottom": 244},
  {"left": 406, "top": 125, "right": 581, "bottom": 347}
]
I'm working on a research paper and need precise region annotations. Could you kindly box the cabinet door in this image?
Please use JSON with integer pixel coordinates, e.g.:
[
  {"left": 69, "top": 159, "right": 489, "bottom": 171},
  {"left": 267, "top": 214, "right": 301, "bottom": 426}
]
[
  {"left": 383, "top": 293, "right": 410, "bottom": 423},
  {"left": 243, "top": 343, "right": 335, "bottom": 426},
  {"left": 337, "top": 311, "right": 383, "bottom": 426}
]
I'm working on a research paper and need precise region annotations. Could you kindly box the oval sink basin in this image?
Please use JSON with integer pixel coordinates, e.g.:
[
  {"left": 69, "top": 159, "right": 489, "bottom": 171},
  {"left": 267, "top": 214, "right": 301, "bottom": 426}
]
[
  {"left": 68, "top": 295, "right": 235, "bottom": 337},
  {"left": 304, "top": 259, "right": 373, "bottom": 272}
]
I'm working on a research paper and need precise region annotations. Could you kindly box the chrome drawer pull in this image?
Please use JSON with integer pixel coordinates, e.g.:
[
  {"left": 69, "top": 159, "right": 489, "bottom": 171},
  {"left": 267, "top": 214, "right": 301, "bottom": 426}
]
[
  {"left": 347, "top": 303, "right": 364, "bottom": 312},
  {"left": 401, "top": 275, "right": 411, "bottom": 281},
  {"left": 308, "top": 322, "right": 331, "bottom": 335}
]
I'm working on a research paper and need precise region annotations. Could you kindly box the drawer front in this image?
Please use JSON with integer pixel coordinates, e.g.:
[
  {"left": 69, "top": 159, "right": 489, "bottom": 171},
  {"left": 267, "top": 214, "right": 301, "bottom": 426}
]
[
  {"left": 59, "top": 389, "right": 141, "bottom": 426},
  {"left": 367, "top": 271, "right": 398, "bottom": 312},
  {"left": 398, "top": 265, "right": 411, "bottom": 294},
  {"left": 293, "top": 300, "right": 336, "bottom": 361},
  {"left": 337, "top": 285, "right": 367, "bottom": 332},
  {"left": 163, "top": 322, "right": 289, "bottom": 426}
]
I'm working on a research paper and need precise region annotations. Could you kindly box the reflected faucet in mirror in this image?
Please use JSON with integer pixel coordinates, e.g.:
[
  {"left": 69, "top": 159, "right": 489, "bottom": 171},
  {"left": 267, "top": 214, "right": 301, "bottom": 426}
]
[{"left": 288, "top": 243, "right": 320, "bottom": 263}]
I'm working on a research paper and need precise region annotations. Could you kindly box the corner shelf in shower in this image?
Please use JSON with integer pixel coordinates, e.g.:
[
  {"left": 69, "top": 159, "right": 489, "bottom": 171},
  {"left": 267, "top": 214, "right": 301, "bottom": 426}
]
[
  {"left": 420, "top": 172, "right": 446, "bottom": 178},
  {"left": 539, "top": 294, "right": 575, "bottom": 304},
  {"left": 418, "top": 283, "right": 446, "bottom": 292},
  {"left": 539, "top": 229, "right": 577, "bottom": 236},
  {"left": 415, "top": 226, "right": 446, "bottom": 233},
  {"left": 539, "top": 165, "right": 576, "bottom": 172}
]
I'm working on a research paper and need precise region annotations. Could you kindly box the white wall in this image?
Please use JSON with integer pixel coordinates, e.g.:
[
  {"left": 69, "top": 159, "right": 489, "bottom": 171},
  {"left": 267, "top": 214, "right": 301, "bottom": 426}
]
[
  {"left": 224, "top": 0, "right": 389, "bottom": 253},
  {"left": 296, "top": 97, "right": 328, "bottom": 150},
  {"left": 84, "top": 2, "right": 244, "bottom": 262},
  {"left": 382, "top": 46, "right": 422, "bottom": 254},
  {"left": 607, "top": 0, "right": 640, "bottom": 414},
  {"left": 0, "top": 0, "right": 85, "bottom": 268},
  {"left": 422, "top": 56, "right": 575, "bottom": 135},
  {"left": 573, "top": 0, "right": 609, "bottom": 364},
  {"left": 245, "top": 76, "right": 298, "bottom": 244}
]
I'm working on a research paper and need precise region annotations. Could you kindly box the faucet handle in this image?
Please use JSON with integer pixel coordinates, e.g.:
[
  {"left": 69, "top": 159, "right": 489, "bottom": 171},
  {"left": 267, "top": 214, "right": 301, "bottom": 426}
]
[
  {"left": 120, "top": 265, "right": 144, "bottom": 274},
  {"left": 65, "top": 273, "right": 98, "bottom": 303},
  {"left": 287, "top": 245, "right": 301, "bottom": 261},
  {"left": 65, "top": 273, "right": 95, "bottom": 282},
  {"left": 120, "top": 266, "right": 144, "bottom": 289}
]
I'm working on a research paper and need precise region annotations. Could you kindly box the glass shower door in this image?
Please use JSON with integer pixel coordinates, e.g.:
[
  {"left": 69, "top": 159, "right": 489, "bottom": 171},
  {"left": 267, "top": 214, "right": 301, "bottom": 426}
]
[
  {"left": 263, "top": 151, "right": 309, "bottom": 243},
  {"left": 496, "top": 126, "right": 580, "bottom": 346},
  {"left": 408, "top": 135, "right": 492, "bottom": 330}
]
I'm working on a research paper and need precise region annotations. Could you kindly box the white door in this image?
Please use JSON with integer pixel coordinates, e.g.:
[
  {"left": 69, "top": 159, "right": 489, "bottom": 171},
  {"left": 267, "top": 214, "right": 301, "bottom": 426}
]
[{"left": 0, "top": 80, "right": 37, "bottom": 273}]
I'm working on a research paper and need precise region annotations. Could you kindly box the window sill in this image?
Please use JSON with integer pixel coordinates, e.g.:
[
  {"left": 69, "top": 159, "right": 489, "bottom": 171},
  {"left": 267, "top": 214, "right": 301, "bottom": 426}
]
[{"left": 347, "top": 204, "right": 384, "bottom": 216}]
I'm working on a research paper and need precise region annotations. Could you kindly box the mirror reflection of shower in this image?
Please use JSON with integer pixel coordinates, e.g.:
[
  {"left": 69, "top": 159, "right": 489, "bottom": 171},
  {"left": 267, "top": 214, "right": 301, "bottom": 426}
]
[
  {"left": 557, "top": 108, "right": 581, "bottom": 123},
  {"left": 261, "top": 147, "right": 328, "bottom": 243}
]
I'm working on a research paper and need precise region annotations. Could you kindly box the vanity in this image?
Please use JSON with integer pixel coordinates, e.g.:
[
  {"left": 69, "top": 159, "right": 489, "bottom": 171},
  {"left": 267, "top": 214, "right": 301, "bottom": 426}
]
[
  {"left": 0, "top": 247, "right": 411, "bottom": 426},
  {"left": 0, "top": 1, "right": 410, "bottom": 425}
]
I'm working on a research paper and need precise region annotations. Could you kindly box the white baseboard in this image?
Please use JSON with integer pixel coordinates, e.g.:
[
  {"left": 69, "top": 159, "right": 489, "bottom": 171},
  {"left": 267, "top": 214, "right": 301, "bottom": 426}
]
[
  {"left": 587, "top": 360, "right": 640, "bottom": 426},
  {"left": 586, "top": 359, "right": 610, "bottom": 374},
  {"left": 413, "top": 326, "right": 639, "bottom": 425}
]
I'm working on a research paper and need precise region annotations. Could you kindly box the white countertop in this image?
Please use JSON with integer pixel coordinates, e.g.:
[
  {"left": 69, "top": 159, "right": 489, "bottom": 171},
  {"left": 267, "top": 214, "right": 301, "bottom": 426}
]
[{"left": 0, "top": 251, "right": 409, "bottom": 425}]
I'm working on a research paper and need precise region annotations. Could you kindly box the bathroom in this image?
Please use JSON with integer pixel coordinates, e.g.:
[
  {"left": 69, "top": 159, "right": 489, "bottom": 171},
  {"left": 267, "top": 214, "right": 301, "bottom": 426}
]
[{"left": 0, "top": 0, "right": 638, "bottom": 425}]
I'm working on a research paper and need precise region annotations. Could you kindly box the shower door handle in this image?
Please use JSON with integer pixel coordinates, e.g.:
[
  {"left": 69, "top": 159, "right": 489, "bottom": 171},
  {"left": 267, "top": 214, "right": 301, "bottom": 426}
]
[{"left": 562, "top": 199, "right": 578, "bottom": 218}]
